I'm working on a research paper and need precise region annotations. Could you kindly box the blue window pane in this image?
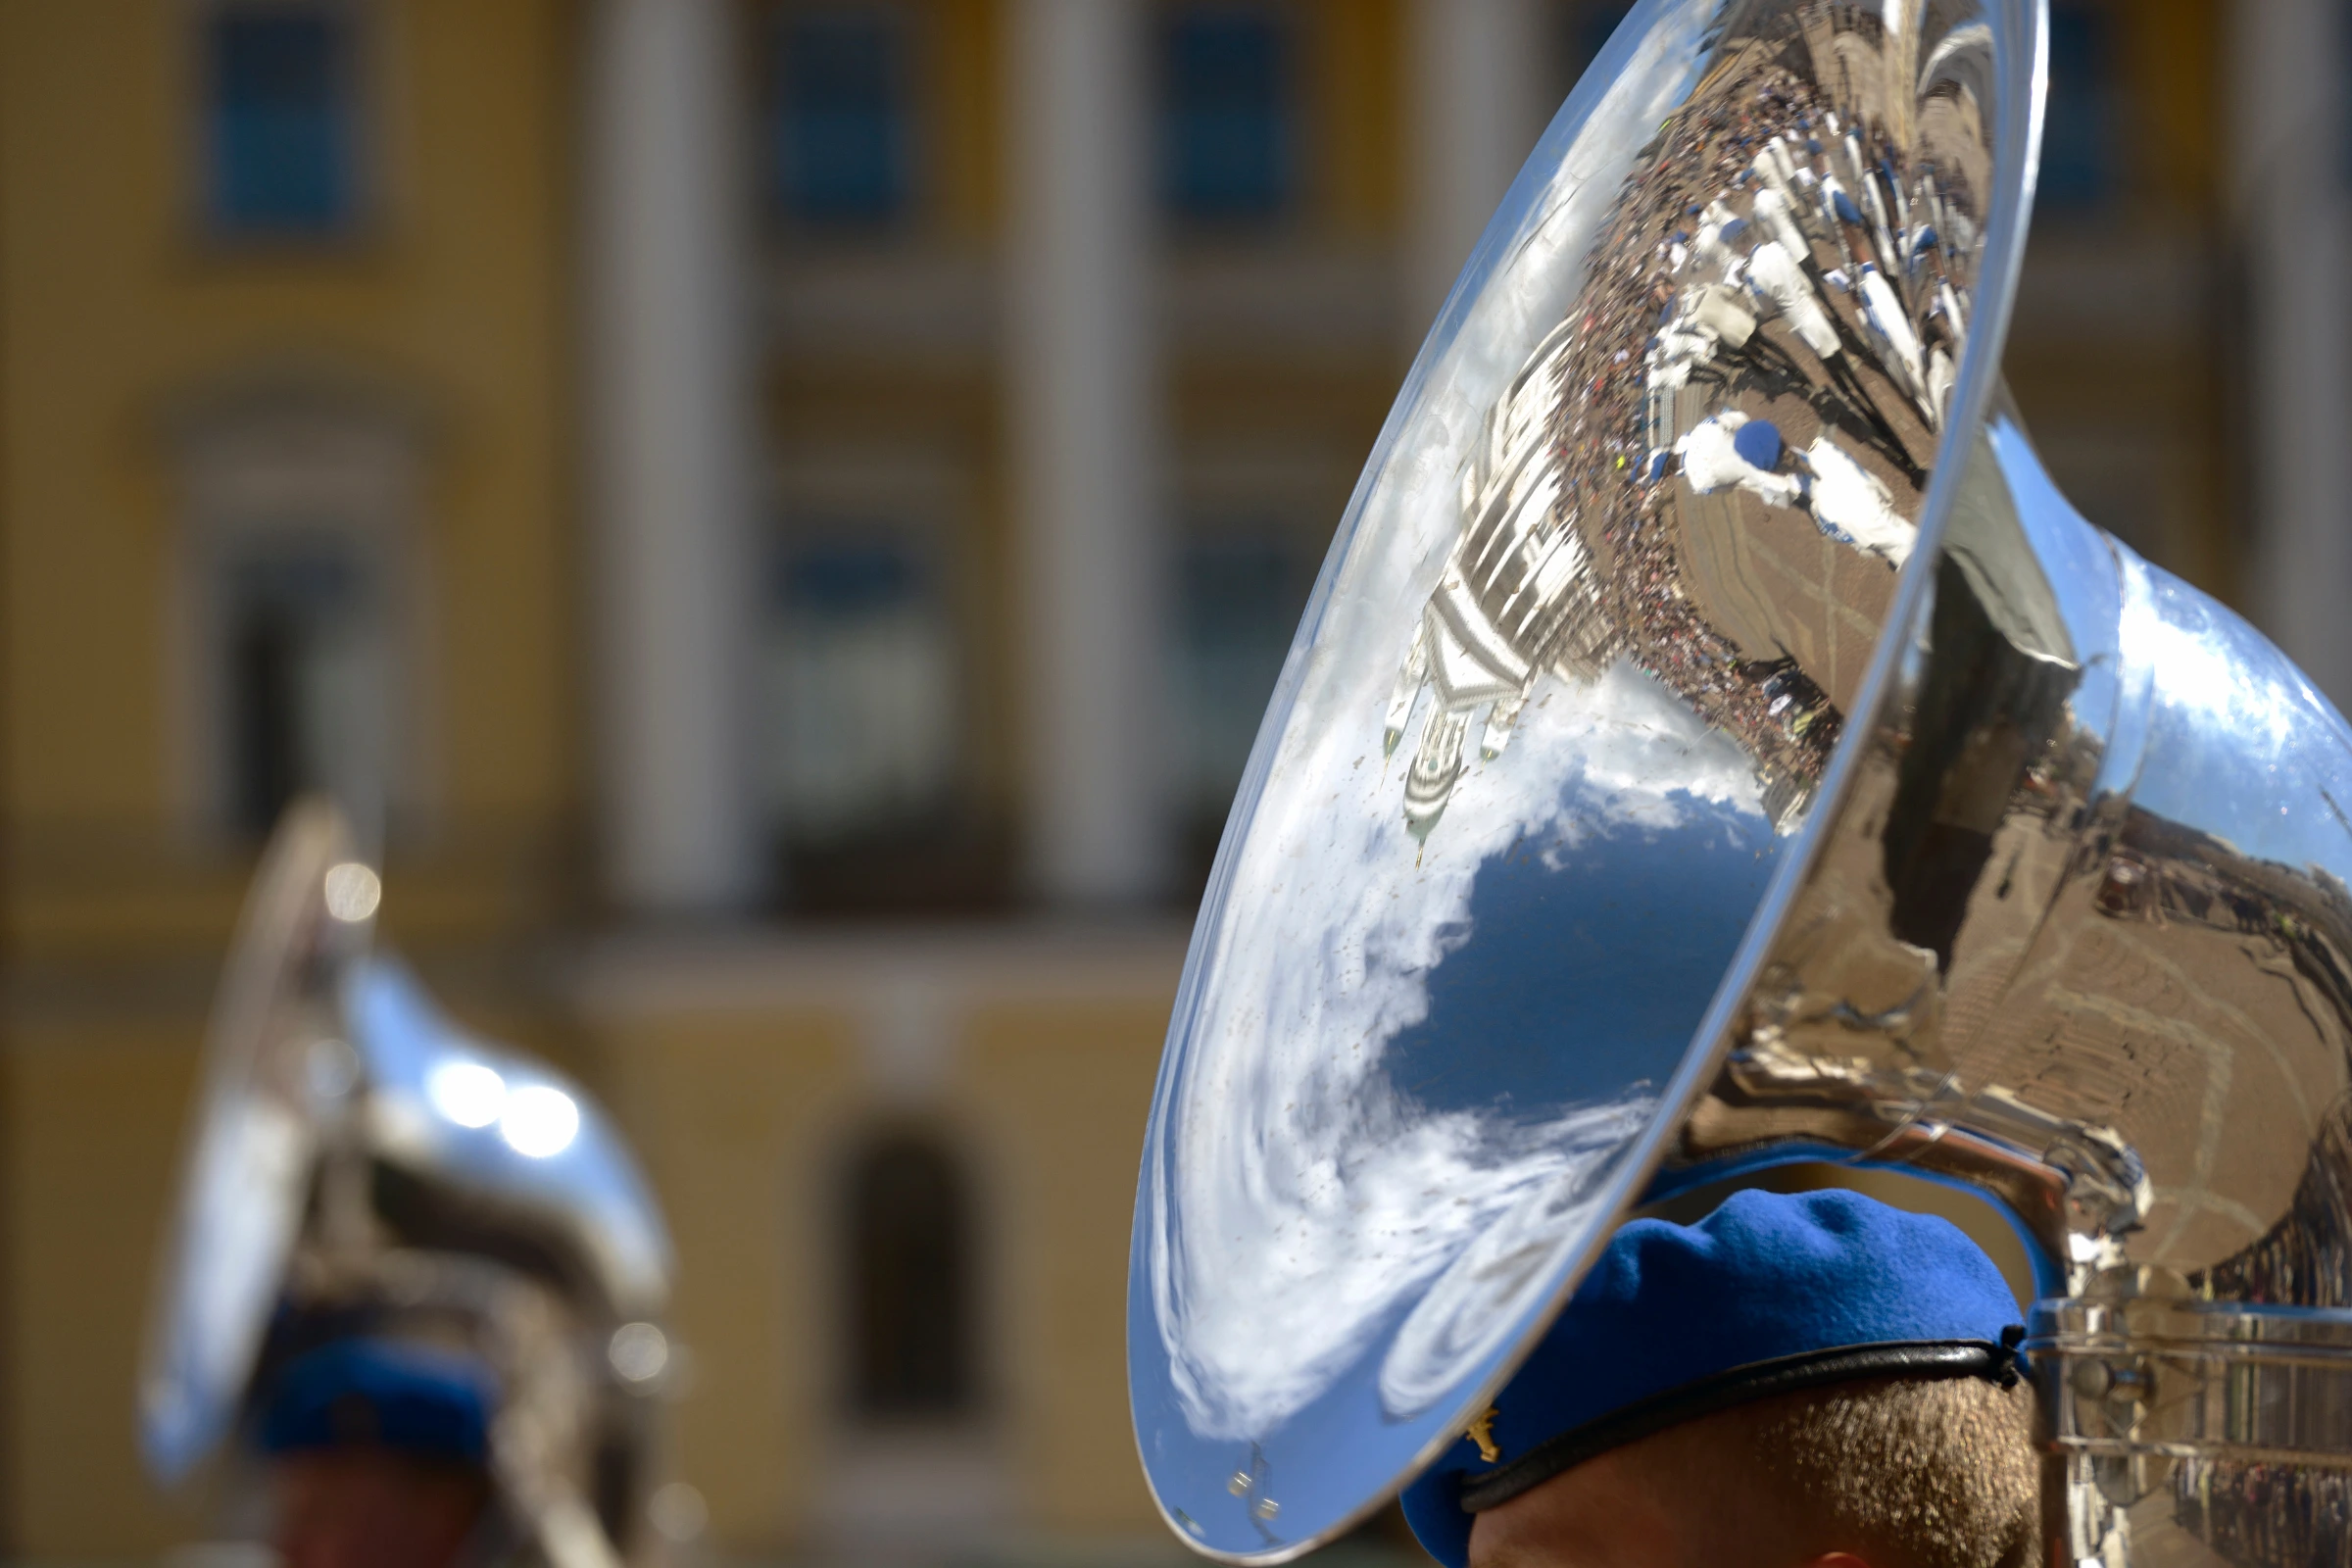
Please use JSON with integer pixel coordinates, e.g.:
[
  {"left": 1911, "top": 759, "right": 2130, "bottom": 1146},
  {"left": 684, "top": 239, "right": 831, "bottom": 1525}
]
[
  {"left": 2042, "top": 3, "right": 2117, "bottom": 211},
  {"left": 760, "top": 531, "right": 958, "bottom": 845},
  {"left": 1160, "top": 6, "right": 1295, "bottom": 223},
  {"left": 771, "top": 9, "right": 912, "bottom": 226},
  {"left": 210, "top": 11, "right": 356, "bottom": 235},
  {"left": 1173, "top": 531, "right": 1306, "bottom": 823},
  {"left": 777, "top": 536, "right": 923, "bottom": 615}
]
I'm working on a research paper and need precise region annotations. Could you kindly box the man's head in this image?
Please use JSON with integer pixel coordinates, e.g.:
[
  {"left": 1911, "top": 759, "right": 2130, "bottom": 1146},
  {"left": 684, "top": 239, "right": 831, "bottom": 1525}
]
[
  {"left": 1402, "top": 1188, "right": 2034, "bottom": 1568},
  {"left": 1467, "top": 1369, "right": 2035, "bottom": 1568},
  {"left": 254, "top": 1338, "right": 499, "bottom": 1568},
  {"left": 271, "top": 1447, "right": 491, "bottom": 1568}
]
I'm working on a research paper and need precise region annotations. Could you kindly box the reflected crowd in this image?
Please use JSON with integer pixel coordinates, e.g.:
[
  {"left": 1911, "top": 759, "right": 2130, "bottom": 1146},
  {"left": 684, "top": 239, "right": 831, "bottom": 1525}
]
[{"left": 1388, "top": 13, "right": 1994, "bottom": 842}]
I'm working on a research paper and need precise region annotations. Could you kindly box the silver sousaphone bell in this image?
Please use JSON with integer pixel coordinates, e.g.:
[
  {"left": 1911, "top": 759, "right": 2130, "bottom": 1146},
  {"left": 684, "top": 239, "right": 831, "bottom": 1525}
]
[
  {"left": 140, "top": 801, "right": 675, "bottom": 1568},
  {"left": 1128, "top": 2, "right": 2352, "bottom": 1563}
]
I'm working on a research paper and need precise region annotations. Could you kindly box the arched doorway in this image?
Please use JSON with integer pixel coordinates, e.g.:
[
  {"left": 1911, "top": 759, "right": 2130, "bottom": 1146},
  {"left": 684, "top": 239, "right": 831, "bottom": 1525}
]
[{"left": 843, "top": 1128, "right": 974, "bottom": 1418}]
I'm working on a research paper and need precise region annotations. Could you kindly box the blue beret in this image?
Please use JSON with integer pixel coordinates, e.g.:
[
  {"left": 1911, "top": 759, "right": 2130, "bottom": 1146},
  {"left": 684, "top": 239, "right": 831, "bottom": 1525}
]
[
  {"left": 256, "top": 1339, "right": 495, "bottom": 1464},
  {"left": 1401, "top": 1189, "right": 2024, "bottom": 1568},
  {"left": 1731, "top": 417, "right": 1784, "bottom": 471}
]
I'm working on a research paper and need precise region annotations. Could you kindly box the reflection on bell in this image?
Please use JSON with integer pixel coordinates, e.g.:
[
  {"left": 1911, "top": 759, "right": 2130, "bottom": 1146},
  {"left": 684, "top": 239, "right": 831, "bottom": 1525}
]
[
  {"left": 140, "top": 798, "right": 676, "bottom": 1568},
  {"left": 428, "top": 1060, "right": 508, "bottom": 1129},
  {"left": 1129, "top": 3, "right": 2352, "bottom": 1565},
  {"left": 320, "top": 860, "right": 381, "bottom": 923},
  {"left": 608, "top": 1322, "right": 670, "bottom": 1387},
  {"left": 502, "top": 1084, "right": 583, "bottom": 1158}
]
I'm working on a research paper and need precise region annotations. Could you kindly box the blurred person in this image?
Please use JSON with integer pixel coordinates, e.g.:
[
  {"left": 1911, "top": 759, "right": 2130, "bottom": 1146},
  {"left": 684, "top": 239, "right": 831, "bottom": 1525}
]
[
  {"left": 142, "top": 804, "right": 674, "bottom": 1568},
  {"left": 1402, "top": 1189, "right": 2035, "bottom": 1568},
  {"left": 257, "top": 1339, "right": 501, "bottom": 1568}
]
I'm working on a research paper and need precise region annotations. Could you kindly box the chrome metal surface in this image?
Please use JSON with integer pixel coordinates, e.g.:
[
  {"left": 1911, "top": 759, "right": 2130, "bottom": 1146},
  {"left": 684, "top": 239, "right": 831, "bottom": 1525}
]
[
  {"left": 2031, "top": 1298, "right": 2352, "bottom": 1466},
  {"left": 140, "top": 800, "right": 675, "bottom": 1568},
  {"left": 2032, "top": 1298, "right": 2352, "bottom": 1568},
  {"left": 142, "top": 802, "right": 368, "bottom": 1483},
  {"left": 1130, "top": 1, "right": 2352, "bottom": 1564},
  {"left": 349, "top": 958, "right": 670, "bottom": 1324}
]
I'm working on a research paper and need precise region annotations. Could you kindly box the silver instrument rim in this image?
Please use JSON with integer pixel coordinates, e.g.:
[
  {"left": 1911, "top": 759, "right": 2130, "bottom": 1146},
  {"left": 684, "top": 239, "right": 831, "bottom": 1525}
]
[{"left": 1129, "top": 3, "right": 2052, "bottom": 1557}]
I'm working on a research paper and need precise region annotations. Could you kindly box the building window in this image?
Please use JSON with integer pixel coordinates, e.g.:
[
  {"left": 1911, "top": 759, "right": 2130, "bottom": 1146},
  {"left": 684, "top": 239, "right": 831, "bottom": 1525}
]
[
  {"left": 768, "top": 5, "right": 915, "bottom": 229},
  {"left": 220, "top": 535, "right": 379, "bottom": 836},
  {"left": 757, "top": 528, "right": 957, "bottom": 850},
  {"left": 205, "top": 5, "right": 361, "bottom": 237},
  {"left": 845, "top": 1133, "right": 974, "bottom": 1418},
  {"left": 176, "top": 392, "right": 415, "bottom": 845},
  {"left": 1171, "top": 528, "right": 1309, "bottom": 862},
  {"left": 1158, "top": 3, "right": 1298, "bottom": 225},
  {"left": 2041, "top": 2, "right": 2119, "bottom": 212}
]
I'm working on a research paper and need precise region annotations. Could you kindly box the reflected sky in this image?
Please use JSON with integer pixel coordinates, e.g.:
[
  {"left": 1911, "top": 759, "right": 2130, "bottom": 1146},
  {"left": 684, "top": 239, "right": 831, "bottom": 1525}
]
[
  {"left": 1382, "top": 777, "right": 1775, "bottom": 1127},
  {"left": 1152, "top": 662, "right": 1770, "bottom": 1442}
]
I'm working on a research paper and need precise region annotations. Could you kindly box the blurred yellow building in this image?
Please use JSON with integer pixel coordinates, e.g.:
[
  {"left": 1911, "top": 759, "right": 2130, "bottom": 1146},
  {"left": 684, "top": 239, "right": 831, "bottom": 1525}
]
[{"left": 0, "top": 0, "right": 2315, "bottom": 1563}]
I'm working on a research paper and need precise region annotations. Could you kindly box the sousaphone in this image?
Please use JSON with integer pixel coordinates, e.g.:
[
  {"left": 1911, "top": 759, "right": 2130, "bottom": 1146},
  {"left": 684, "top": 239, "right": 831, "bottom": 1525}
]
[
  {"left": 141, "top": 801, "right": 675, "bottom": 1568},
  {"left": 1128, "top": 3, "right": 2352, "bottom": 1564}
]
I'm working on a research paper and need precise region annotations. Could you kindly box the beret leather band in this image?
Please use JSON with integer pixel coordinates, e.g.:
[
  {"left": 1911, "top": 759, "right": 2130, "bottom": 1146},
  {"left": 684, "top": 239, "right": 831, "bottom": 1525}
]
[{"left": 1459, "top": 1332, "right": 2025, "bottom": 1513}]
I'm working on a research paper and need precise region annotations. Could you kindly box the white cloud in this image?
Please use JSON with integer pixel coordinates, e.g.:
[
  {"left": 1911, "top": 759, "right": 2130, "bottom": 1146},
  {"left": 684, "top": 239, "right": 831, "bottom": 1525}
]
[{"left": 1152, "top": 664, "right": 1763, "bottom": 1439}]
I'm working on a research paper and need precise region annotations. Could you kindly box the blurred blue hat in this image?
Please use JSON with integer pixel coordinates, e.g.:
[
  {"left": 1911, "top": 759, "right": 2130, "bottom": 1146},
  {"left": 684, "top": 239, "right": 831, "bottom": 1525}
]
[
  {"left": 1400, "top": 1188, "right": 2024, "bottom": 1568},
  {"left": 256, "top": 1338, "right": 496, "bottom": 1464}
]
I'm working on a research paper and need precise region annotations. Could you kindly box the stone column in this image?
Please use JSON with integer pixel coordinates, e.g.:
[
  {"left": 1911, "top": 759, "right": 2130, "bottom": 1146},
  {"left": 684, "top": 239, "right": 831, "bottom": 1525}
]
[
  {"left": 1403, "top": 0, "right": 1552, "bottom": 330},
  {"left": 2235, "top": 0, "right": 2352, "bottom": 708},
  {"left": 582, "top": 0, "right": 761, "bottom": 914},
  {"left": 1004, "top": 0, "right": 1168, "bottom": 906}
]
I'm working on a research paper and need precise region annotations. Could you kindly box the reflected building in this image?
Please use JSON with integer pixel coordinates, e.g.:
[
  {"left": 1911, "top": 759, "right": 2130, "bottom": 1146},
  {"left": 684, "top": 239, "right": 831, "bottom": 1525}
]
[
  {"left": 1385, "top": 18, "right": 1997, "bottom": 839},
  {"left": 1383, "top": 342, "right": 1622, "bottom": 840}
]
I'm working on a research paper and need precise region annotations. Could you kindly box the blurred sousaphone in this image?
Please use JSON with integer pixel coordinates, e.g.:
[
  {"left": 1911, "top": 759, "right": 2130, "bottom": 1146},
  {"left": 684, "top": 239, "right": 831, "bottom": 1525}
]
[
  {"left": 1128, "top": 2, "right": 2352, "bottom": 1564},
  {"left": 140, "top": 801, "right": 675, "bottom": 1568}
]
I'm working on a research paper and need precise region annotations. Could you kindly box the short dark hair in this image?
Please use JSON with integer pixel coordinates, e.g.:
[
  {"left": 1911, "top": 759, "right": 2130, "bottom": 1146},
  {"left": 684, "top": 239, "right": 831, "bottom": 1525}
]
[{"left": 1642, "top": 1375, "right": 2037, "bottom": 1568}]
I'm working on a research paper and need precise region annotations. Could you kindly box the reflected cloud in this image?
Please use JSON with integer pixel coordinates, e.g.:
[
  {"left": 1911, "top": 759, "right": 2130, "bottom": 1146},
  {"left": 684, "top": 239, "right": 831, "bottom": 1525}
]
[
  {"left": 1376, "top": 1108, "right": 1645, "bottom": 1418},
  {"left": 1153, "top": 663, "right": 1761, "bottom": 1439}
]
